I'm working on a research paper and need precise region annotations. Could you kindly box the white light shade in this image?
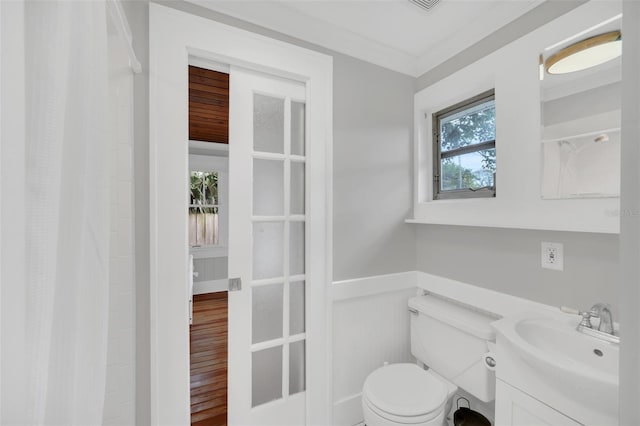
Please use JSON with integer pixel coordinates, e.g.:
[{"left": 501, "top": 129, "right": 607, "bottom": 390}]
[{"left": 546, "top": 31, "right": 621, "bottom": 75}]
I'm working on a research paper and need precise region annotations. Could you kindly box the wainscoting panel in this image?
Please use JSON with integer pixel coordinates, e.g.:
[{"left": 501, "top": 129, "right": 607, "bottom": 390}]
[{"left": 332, "top": 272, "right": 417, "bottom": 426}]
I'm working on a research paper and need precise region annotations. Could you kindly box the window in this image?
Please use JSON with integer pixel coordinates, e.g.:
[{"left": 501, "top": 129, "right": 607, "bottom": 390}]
[
  {"left": 433, "top": 90, "right": 496, "bottom": 199},
  {"left": 189, "top": 170, "right": 219, "bottom": 246},
  {"left": 188, "top": 153, "right": 228, "bottom": 250}
]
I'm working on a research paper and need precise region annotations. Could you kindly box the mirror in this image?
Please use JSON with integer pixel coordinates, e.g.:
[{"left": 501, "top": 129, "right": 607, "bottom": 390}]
[{"left": 540, "top": 15, "right": 622, "bottom": 199}]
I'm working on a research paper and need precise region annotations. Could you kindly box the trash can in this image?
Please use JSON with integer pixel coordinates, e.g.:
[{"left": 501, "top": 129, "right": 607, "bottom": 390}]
[{"left": 453, "top": 397, "right": 491, "bottom": 426}]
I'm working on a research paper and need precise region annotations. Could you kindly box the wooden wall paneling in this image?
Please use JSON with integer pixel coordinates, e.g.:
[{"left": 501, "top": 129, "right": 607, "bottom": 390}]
[
  {"left": 189, "top": 66, "right": 229, "bottom": 144},
  {"left": 190, "top": 292, "right": 228, "bottom": 425}
]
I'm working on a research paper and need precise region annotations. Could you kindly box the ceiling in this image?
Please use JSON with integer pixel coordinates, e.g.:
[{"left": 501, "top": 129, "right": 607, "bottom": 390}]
[{"left": 187, "top": 0, "right": 543, "bottom": 77}]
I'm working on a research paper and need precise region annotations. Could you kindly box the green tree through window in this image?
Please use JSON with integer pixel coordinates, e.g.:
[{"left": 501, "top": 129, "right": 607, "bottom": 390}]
[{"left": 434, "top": 90, "right": 496, "bottom": 199}]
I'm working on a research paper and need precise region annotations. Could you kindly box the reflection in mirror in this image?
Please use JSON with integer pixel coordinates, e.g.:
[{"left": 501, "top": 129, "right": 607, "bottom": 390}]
[{"left": 540, "top": 14, "right": 621, "bottom": 199}]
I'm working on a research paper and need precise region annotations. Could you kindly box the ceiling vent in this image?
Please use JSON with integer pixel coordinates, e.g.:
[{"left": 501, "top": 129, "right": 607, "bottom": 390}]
[{"left": 408, "top": 0, "right": 441, "bottom": 12}]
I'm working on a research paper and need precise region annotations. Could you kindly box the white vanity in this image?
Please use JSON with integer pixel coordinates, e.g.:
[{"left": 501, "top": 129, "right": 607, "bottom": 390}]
[{"left": 493, "top": 312, "right": 619, "bottom": 425}]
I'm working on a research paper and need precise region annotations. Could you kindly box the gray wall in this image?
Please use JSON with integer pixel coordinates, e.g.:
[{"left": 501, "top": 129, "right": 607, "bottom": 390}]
[
  {"left": 618, "top": 2, "right": 640, "bottom": 424},
  {"left": 416, "top": 226, "right": 619, "bottom": 313},
  {"left": 413, "top": 0, "right": 620, "bottom": 314},
  {"left": 123, "top": 0, "right": 622, "bottom": 423},
  {"left": 332, "top": 55, "right": 415, "bottom": 280}
]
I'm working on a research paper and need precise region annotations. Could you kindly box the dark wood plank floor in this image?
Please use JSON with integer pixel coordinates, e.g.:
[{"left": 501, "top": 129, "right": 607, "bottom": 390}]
[{"left": 190, "top": 292, "right": 228, "bottom": 426}]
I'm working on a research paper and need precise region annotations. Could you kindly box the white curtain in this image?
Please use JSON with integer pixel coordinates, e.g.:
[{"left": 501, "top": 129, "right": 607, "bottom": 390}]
[{"left": 25, "top": 1, "right": 111, "bottom": 424}]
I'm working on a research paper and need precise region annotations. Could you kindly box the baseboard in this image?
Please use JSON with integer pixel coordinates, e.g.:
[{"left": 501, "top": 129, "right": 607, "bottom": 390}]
[
  {"left": 193, "top": 279, "right": 227, "bottom": 294},
  {"left": 332, "top": 271, "right": 418, "bottom": 301},
  {"left": 333, "top": 393, "right": 363, "bottom": 426}
]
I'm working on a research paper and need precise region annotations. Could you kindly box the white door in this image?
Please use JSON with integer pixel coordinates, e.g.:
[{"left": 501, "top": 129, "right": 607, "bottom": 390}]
[{"left": 227, "top": 67, "right": 308, "bottom": 425}]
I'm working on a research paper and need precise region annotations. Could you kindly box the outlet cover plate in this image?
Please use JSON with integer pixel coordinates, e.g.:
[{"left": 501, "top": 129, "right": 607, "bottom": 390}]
[{"left": 542, "top": 242, "right": 564, "bottom": 271}]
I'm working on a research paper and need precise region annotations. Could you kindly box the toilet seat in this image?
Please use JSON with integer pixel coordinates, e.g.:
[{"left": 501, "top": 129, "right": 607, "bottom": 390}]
[
  {"left": 362, "top": 363, "right": 449, "bottom": 423},
  {"left": 363, "top": 394, "right": 441, "bottom": 424}
]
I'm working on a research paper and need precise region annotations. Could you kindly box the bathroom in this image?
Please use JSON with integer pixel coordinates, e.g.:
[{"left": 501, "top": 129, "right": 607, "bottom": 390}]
[{"left": 1, "top": 0, "right": 639, "bottom": 425}]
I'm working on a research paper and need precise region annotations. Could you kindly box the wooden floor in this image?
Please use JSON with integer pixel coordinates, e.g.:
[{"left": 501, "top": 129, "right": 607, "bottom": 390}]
[{"left": 190, "top": 292, "right": 228, "bottom": 426}]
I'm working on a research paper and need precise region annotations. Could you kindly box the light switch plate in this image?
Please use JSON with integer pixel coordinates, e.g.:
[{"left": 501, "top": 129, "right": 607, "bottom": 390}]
[{"left": 541, "top": 242, "right": 564, "bottom": 271}]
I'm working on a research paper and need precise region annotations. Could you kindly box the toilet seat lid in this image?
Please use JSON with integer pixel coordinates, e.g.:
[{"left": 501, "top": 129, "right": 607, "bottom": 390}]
[{"left": 363, "top": 363, "right": 448, "bottom": 417}]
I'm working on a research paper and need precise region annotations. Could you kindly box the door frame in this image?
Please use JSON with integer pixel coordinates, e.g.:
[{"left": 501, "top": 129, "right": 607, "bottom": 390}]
[{"left": 149, "top": 4, "right": 333, "bottom": 425}]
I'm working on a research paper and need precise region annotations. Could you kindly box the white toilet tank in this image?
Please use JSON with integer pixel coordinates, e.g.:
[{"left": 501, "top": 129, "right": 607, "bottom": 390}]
[{"left": 409, "top": 294, "right": 498, "bottom": 403}]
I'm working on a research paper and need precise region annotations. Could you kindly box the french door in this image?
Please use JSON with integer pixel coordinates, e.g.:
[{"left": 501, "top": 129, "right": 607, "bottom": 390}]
[{"left": 227, "top": 67, "right": 308, "bottom": 425}]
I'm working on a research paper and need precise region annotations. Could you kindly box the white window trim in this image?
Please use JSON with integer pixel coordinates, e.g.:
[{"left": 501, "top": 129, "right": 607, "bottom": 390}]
[{"left": 409, "top": 1, "right": 620, "bottom": 233}]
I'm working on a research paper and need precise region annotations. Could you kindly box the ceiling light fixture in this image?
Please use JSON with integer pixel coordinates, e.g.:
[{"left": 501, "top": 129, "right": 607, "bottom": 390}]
[{"left": 545, "top": 31, "right": 622, "bottom": 75}]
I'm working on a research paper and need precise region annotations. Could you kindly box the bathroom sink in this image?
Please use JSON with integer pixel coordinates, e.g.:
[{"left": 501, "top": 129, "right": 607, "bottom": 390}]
[
  {"left": 493, "top": 312, "right": 619, "bottom": 422},
  {"left": 514, "top": 318, "right": 618, "bottom": 380}
]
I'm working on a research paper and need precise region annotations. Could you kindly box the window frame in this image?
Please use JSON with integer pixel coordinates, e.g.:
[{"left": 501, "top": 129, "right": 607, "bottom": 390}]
[{"left": 432, "top": 89, "right": 496, "bottom": 200}]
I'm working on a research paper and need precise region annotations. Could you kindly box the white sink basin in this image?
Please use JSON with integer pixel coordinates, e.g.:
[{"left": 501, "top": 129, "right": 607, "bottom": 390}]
[
  {"left": 493, "top": 312, "right": 619, "bottom": 421},
  {"left": 515, "top": 318, "right": 618, "bottom": 382}
]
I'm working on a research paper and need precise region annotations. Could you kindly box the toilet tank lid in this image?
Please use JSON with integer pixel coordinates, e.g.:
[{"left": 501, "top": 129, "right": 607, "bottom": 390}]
[{"left": 409, "top": 295, "right": 498, "bottom": 340}]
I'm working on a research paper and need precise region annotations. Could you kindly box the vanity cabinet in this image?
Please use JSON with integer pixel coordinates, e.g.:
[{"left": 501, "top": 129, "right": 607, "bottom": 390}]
[{"left": 495, "top": 380, "right": 581, "bottom": 426}]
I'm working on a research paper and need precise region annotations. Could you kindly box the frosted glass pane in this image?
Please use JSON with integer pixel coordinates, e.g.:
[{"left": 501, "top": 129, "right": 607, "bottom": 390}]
[
  {"left": 254, "top": 159, "right": 284, "bottom": 215},
  {"left": 289, "top": 341, "right": 305, "bottom": 395},
  {"left": 253, "top": 222, "right": 284, "bottom": 280},
  {"left": 290, "top": 162, "right": 305, "bottom": 215},
  {"left": 252, "top": 284, "right": 283, "bottom": 343},
  {"left": 252, "top": 346, "right": 283, "bottom": 407},
  {"left": 291, "top": 101, "right": 305, "bottom": 156},
  {"left": 254, "top": 94, "right": 284, "bottom": 154},
  {"left": 290, "top": 222, "right": 305, "bottom": 276},
  {"left": 289, "top": 281, "right": 305, "bottom": 335}
]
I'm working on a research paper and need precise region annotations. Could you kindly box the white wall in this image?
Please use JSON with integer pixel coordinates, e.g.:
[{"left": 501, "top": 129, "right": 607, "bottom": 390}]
[
  {"left": 332, "top": 274, "right": 416, "bottom": 426},
  {"left": 413, "top": 1, "right": 622, "bottom": 313},
  {"left": 103, "top": 19, "right": 137, "bottom": 426},
  {"left": 412, "top": 1, "right": 620, "bottom": 233}
]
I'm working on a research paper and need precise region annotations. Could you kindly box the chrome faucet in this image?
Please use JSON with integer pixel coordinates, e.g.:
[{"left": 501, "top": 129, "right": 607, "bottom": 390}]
[
  {"left": 589, "top": 303, "right": 614, "bottom": 335},
  {"left": 561, "top": 304, "right": 618, "bottom": 344}
]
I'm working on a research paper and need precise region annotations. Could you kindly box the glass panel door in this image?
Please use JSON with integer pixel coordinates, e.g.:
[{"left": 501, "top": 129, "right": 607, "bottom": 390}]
[{"left": 228, "top": 68, "right": 307, "bottom": 425}]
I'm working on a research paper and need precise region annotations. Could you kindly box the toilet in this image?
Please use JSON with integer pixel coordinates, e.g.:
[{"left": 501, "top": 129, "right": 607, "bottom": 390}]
[{"left": 362, "top": 294, "right": 497, "bottom": 426}]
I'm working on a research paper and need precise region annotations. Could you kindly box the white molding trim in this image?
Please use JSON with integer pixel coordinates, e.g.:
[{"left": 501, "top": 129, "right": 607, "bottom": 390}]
[
  {"left": 332, "top": 393, "right": 363, "bottom": 426},
  {"left": 332, "top": 271, "right": 417, "bottom": 301},
  {"left": 411, "top": 1, "right": 622, "bottom": 234},
  {"left": 186, "top": 0, "right": 541, "bottom": 78},
  {"left": 149, "top": 4, "right": 333, "bottom": 424},
  {"left": 186, "top": 0, "right": 417, "bottom": 76},
  {"left": 332, "top": 271, "right": 559, "bottom": 318},
  {"left": 417, "top": 272, "right": 558, "bottom": 318}
]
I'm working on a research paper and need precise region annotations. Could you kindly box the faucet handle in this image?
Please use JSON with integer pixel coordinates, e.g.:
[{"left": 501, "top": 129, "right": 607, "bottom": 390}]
[
  {"left": 578, "top": 310, "right": 600, "bottom": 329},
  {"left": 559, "top": 306, "right": 598, "bottom": 329}
]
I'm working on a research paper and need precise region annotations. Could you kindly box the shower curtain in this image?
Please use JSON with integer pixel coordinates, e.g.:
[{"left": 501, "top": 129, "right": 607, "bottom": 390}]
[{"left": 24, "top": 1, "right": 112, "bottom": 423}]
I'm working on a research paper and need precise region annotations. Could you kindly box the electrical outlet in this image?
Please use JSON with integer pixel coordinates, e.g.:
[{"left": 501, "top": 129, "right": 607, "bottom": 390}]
[{"left": 541, "top": 242, "right": 564, "bottom": 271}]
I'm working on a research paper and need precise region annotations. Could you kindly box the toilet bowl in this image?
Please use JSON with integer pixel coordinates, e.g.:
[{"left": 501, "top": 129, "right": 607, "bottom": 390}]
[
  {"left": 362, "top": 363, "right": 457, "bottom": 426},
  {"left": 362, "top": 295, "right": 497, "bottom": 426}
]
